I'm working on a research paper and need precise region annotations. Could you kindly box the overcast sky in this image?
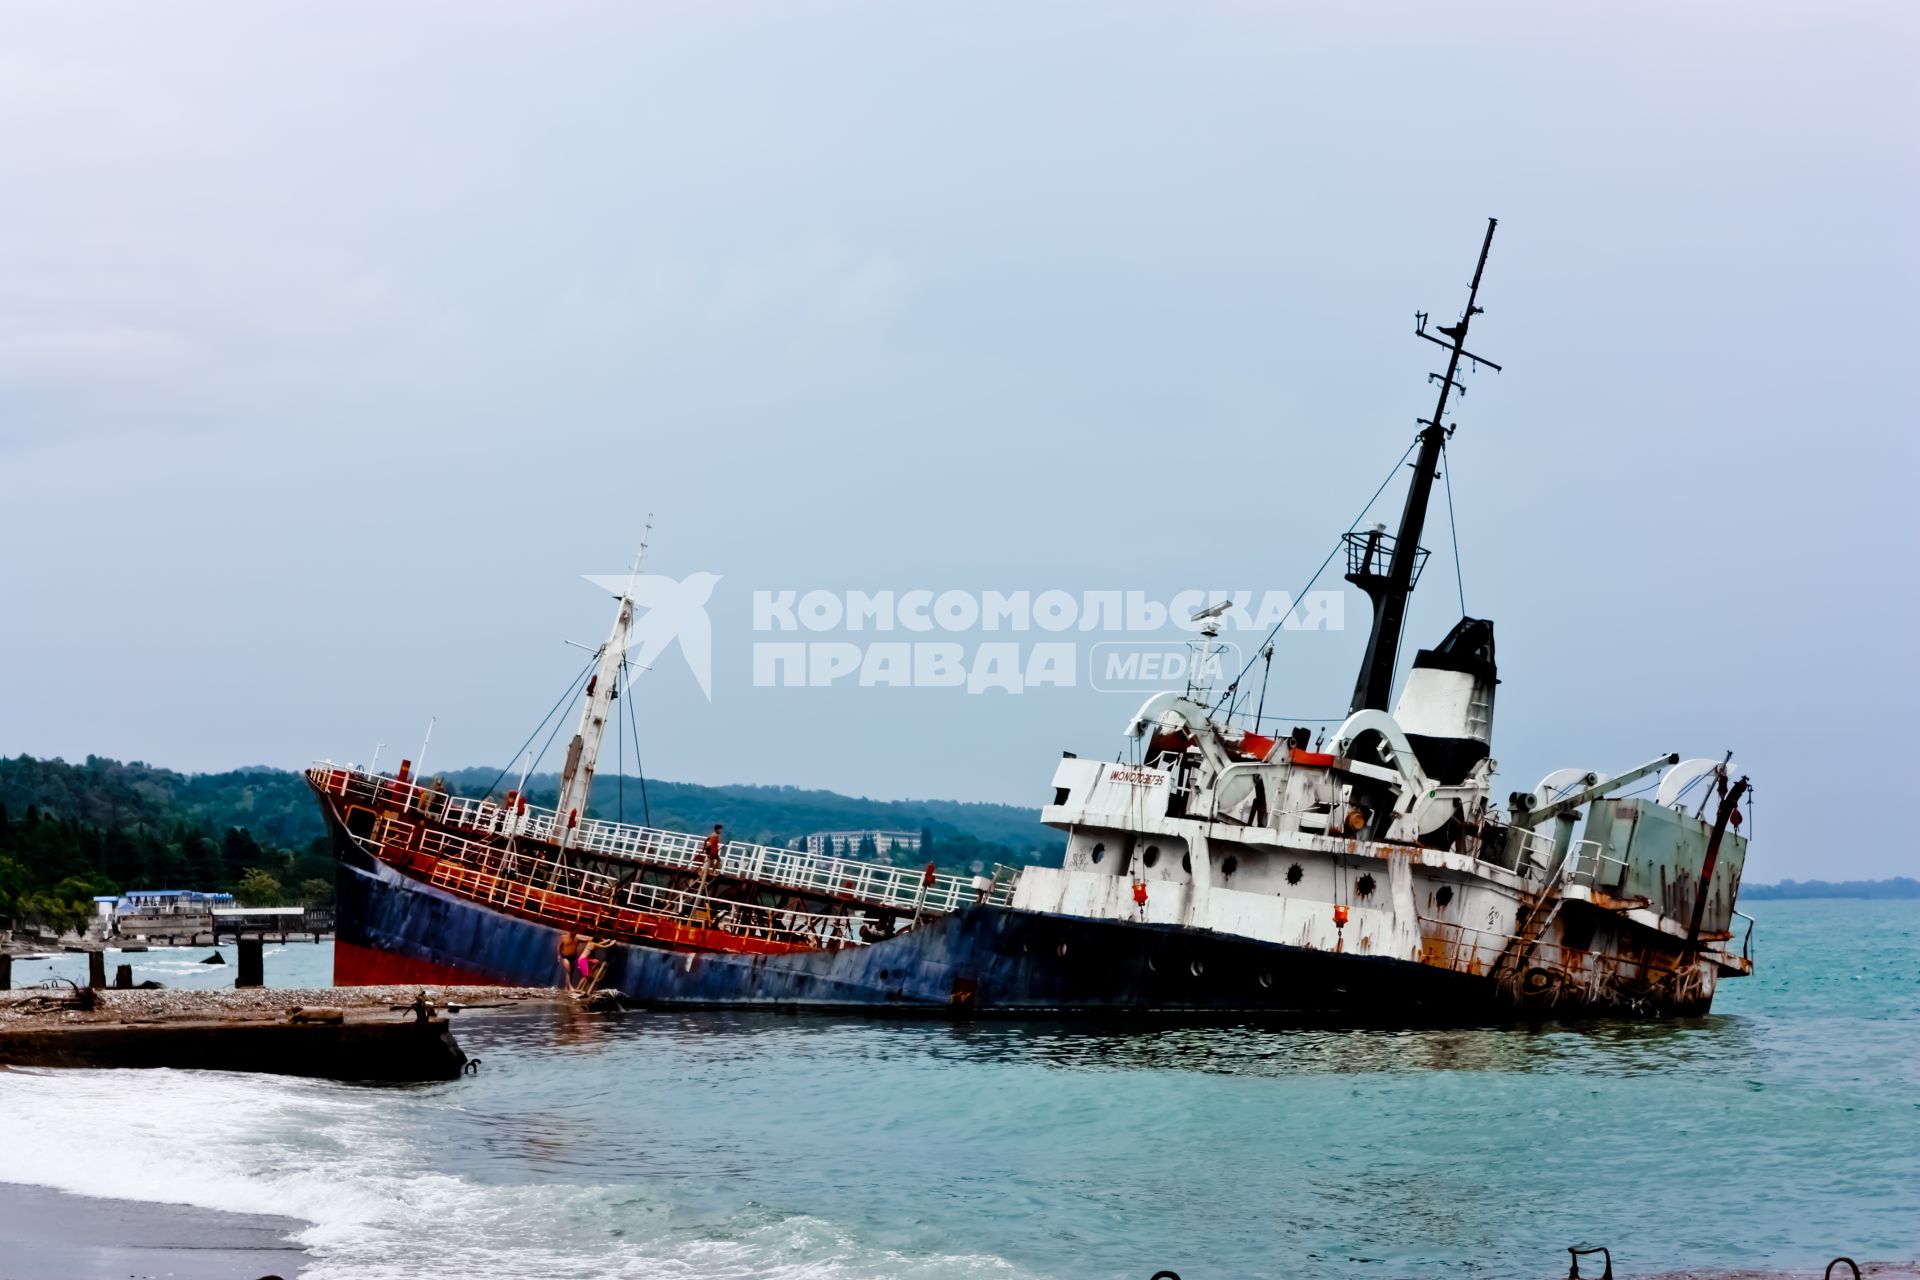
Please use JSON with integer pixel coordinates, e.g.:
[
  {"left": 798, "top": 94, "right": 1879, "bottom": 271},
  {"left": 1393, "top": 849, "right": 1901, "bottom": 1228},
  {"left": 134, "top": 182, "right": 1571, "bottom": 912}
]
[{"left": 2, "top": 2, "right": 1914, "bottom": 880}]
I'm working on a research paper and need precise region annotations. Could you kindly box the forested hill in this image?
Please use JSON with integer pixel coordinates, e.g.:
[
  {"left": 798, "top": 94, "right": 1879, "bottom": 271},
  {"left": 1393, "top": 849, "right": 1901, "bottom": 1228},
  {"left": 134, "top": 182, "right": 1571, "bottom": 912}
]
[
  {"left": 0, "top": 755, "right": 324, "bottom": 849},
  {"left": 0, "top": 754, "right": 1063, "bottom": 931},
  {"left": 431, "top": 767, "right": 1061, "bottom": 865}
]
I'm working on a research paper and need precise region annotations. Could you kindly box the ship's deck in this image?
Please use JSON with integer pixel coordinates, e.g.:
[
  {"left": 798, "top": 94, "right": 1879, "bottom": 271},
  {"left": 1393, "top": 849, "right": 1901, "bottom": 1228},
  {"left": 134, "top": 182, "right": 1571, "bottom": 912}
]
[{"left": 307, "top": 764, "right": 1020, "bottom": 921}]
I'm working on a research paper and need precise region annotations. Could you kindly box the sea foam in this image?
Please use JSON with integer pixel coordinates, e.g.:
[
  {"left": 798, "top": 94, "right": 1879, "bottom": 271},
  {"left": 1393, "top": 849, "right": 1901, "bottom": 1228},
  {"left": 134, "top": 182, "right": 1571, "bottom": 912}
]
[{"left": 0, "top": 1065, "right": 1028, "bottom": 1279}]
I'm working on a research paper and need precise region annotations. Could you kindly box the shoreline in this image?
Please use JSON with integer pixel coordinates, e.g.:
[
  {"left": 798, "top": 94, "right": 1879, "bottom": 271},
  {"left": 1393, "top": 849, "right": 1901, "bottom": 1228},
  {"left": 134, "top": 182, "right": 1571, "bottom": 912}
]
[{"left": 0, "top": 1180, "right": 309, "bottom": 1279}]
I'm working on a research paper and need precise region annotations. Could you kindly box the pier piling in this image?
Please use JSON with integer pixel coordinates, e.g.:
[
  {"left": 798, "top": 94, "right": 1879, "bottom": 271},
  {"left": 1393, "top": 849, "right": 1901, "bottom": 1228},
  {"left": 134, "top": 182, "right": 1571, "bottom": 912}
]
[
  {"left": 87, "top": 950, "right": 106, "bottom": 990},
  {"left": 113, "top": 964, "right": 134, "bottom": 990},
  {"left": 1, "top": 954, "right": 10, "bottom": 990},
  {"left": 236, "top": 937, "right": 264, "bottom": 989}
]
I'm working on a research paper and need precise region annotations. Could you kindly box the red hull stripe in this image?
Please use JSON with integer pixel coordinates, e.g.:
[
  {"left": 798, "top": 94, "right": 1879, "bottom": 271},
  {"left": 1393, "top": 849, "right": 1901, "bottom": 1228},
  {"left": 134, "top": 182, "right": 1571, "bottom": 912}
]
[{"left": 334, "top": 938, "right": 508, "bottom": 988}]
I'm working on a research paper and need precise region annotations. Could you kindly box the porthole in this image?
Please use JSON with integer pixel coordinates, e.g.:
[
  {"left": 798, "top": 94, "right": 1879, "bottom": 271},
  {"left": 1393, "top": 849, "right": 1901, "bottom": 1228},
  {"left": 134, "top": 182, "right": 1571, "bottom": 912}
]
[
  {"left": 1189, "top": 959, "right": 1206, "bottom": 977},
  {"left": 1221, "top": 855, "right": 1239, "bottom": 877},
  {"left": 1146, "top": 955, "right": 1159, "bottom": 973},
  {"left": 1257, "top": 971, "right": 1273, "bottom": 989},
  {"left": 1286, "top": 863, "right": 1304, "bottom": 886},
  {"left": 1142, "top": 845, "right": 1161, "bottom": 869},
  {"left": 1356, "top": 873, "right": 1377, "bottom": 899},
  {"left": 1089, "top": 842, "right": 1105, "bottom": 865},
  {"left": 1435, "top": 885, "right": 1454, "bottom": 908},
  {"left": 1056, "top": 942, "right": 1069, "bottom": 958},
  {"left": 1181, "top": 852, "right": 1192, "bottom": 873}
]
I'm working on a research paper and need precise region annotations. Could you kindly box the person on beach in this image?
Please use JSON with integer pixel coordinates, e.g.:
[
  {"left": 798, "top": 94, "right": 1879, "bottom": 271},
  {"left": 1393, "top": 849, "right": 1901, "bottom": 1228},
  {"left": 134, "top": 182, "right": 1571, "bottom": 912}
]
[{"left": 557, "top": 929, "right": 580, "bottom": 990}]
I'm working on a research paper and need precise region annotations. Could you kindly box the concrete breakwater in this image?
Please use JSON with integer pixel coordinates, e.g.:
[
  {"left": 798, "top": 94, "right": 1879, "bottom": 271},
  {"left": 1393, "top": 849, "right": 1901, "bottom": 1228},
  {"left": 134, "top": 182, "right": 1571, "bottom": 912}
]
[{"left": 0, "top": 985, "right": 558, "bottom": 1082}]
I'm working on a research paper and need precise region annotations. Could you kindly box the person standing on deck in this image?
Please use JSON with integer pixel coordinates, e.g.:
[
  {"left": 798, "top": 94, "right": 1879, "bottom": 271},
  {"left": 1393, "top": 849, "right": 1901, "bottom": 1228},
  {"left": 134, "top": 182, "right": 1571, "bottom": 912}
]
[{"left": 693, "top": 824, "right": 724, "bottom": 910}]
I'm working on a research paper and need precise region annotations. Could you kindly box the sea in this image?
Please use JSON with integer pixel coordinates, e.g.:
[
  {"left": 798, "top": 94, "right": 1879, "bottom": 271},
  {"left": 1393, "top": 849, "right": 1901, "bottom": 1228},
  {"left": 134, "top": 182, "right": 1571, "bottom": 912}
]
[{"left": 1, "top": 898, "right": 1914, "bottom": 1280}]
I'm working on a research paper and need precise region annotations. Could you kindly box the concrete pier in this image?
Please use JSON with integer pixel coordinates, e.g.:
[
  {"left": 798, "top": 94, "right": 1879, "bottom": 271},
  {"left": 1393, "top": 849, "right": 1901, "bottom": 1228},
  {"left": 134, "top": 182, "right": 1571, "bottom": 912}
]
[
  {"left": 0, "top": 985, "right": 554, "bottom": 1082},
  {"left": 0, "top": 1012, "right": 470, "bottom": 1080},
  {"left": 0, "top": 990, "right": 552, "bottom": 1082}
]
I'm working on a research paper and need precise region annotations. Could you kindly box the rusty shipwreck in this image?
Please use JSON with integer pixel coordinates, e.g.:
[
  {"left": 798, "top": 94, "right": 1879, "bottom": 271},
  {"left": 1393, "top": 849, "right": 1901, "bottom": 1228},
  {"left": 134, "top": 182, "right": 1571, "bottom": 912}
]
[{"left": 311, "top": 218, "right": 1754, "bottom": 1019}]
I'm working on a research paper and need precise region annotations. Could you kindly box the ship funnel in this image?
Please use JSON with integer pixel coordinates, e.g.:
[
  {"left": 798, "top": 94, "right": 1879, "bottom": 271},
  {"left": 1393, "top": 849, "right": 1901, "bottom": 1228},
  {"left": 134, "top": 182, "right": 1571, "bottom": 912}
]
[{"left": 1390, "top": 617, "right": 1496, "bottom": 785}]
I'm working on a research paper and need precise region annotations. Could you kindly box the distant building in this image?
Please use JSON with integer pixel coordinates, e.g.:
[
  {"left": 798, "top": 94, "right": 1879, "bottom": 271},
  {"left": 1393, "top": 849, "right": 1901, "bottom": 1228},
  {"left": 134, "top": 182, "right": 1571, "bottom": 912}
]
[
  {"left": 108, "top": 890, "right": 236, "bottom": 941},
  {"left": 802, "top": 829, "right": 923, "bottom": 858}
]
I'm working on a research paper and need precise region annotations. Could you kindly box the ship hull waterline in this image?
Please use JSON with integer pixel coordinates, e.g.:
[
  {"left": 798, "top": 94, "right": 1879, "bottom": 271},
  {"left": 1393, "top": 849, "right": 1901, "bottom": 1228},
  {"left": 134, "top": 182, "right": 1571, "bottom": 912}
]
[{"left": 324, "top": 818, "right": 1640, "bottom": 1023}]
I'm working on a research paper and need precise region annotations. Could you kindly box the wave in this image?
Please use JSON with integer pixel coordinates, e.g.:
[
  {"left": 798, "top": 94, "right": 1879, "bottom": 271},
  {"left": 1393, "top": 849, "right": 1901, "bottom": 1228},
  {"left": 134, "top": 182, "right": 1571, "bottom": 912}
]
[{"left": 0, "top": 1067, "right": 1030, "bottom": 1280}]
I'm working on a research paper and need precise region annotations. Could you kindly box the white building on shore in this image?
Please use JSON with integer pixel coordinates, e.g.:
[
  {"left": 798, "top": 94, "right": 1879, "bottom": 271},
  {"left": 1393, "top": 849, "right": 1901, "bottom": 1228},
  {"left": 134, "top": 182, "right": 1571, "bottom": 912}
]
[{"left": 801, "top": 829, "right": 923, "bottom": 858}]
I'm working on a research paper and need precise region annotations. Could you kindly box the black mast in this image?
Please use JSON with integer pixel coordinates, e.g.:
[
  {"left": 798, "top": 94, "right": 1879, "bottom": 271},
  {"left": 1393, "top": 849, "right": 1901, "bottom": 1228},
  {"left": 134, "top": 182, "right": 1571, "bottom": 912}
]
[{"left": 1345, "top": 218, "right": 1502, "bottom": 715}]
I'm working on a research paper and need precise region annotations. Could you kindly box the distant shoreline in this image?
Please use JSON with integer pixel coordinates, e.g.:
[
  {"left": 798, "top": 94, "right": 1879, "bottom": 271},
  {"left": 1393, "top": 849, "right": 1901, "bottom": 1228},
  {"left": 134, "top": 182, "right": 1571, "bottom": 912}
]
[{"left": 1741, "top": 877, "right": 1918, "bottom": 901}]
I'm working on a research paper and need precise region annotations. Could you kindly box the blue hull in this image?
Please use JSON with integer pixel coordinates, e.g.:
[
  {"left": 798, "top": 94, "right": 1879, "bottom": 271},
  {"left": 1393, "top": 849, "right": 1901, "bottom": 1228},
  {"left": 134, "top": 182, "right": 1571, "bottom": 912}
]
[{"left": 335, "top": 856, "right": 1500, "bottom": 1020}]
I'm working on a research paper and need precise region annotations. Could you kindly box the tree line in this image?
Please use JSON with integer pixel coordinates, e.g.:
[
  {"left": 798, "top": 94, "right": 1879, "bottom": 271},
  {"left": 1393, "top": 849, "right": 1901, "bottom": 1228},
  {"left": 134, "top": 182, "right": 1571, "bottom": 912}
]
[
  {"left": 0, "top": 754, "right": 1064, "bottom": 933},
  {"left": 1739, "top": 877, "right": 1919, "bottom": 900},
  {"left": 0, "top": 801, "right": 332, "bottom": 934}
]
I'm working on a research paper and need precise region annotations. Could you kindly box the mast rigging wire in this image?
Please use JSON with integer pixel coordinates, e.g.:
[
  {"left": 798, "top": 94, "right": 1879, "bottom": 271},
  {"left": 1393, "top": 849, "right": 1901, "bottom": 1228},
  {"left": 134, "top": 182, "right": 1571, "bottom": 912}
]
[
  {"left": 1442, "top": 439, "right": 1466, "bottom": 616},
  {"left": 617, "top": 667, "right": 625, "bottom": 824},
  {"left": 525, "top": 675, "right": 585, "bottom": 802},
  {"left": 1218, "top": 438, "right": 1420, "bottom": 724},
  {"left": 480, "top": 654, "right": 598, "bottom": 801},
  {"left": 621, "top": 656, "right": 653, "bottom": 826}
]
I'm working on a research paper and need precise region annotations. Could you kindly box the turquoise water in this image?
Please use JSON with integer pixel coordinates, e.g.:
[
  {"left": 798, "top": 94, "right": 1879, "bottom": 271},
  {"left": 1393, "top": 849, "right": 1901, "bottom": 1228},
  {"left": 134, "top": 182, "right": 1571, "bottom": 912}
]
[
  {"left": 1, "top": 899, "right": 1913, "bottom": 1279},
  {"left": 12, "top": 939, "right": 335, "bottom": 990}
]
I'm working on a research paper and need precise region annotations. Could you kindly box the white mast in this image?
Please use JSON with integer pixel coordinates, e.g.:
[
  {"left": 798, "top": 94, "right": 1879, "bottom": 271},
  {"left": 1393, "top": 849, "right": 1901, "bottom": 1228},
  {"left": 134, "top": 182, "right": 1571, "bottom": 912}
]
[
  {"left": 552, "top": 524, "right": 650, "bottom": 849},
  {"left": 1186, "top": 600, "right": 1231, "bottom": 703}
]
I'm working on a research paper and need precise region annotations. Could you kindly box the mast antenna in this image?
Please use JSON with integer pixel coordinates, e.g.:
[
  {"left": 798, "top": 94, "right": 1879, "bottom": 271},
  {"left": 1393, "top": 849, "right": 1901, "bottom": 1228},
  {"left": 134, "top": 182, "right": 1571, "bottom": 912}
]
[
  {"left": 415, "top": 717, "right": 436, "bottom": 780},
  {"left": 625, "top": 514, "right": 653, "bottom": 599},
  {"left": 1412, "top": 219, "right": 1503, "bottom": 427},
  {"left": 1345, "top": 218, "right": 1503, "bottom": 715}
]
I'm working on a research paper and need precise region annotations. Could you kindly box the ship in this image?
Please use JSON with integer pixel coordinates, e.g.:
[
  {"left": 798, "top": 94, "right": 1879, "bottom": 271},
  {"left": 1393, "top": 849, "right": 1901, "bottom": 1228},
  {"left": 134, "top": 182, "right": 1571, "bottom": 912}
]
[{"left": 312, "top": 219, "right": 1755, "bottom": 1019}]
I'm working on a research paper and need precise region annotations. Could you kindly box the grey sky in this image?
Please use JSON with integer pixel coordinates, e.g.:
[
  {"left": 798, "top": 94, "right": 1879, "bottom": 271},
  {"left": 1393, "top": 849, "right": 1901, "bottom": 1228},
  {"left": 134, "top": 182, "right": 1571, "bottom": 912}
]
[{"left": 1, "top": 2, "right": 1913, "bottom": 881}]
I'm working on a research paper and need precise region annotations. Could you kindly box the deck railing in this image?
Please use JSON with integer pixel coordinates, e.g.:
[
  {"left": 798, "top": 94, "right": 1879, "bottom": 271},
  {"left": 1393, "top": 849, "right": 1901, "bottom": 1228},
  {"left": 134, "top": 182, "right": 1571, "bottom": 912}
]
[
  {"left": 310, "top": 762, "right": 1018, "bottom": 918},
  {"left": 423, "top": 846, "right": 869, "bottom": 951}
]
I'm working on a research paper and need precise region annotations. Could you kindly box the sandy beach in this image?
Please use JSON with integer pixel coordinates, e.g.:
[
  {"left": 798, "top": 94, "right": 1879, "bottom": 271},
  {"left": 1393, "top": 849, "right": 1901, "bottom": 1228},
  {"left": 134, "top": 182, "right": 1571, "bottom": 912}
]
[{"left": 0, "top": 1180, "right": 307, "bottom": 1279}]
